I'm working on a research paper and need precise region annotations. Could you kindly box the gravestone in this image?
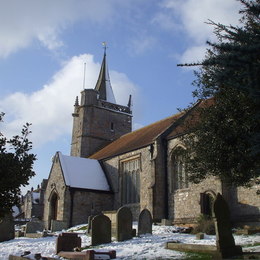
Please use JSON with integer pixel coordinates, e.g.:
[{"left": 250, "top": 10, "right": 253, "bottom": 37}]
[
  {"left": 213, "top": 193, "right": 242, "bottom": 258},
  {"left": 196, "top": 232, "right": 204, "bottom": 240},
  {"left": 51, "top": 220, "right": 67, "bottom": 232},
  {"left": 0, "top": 213, "right": 15, "bottom": 242},
  {"left": 116, "top": 206, "right": 132, "bottom": 242},
  {"left": 91, "top": 214, "right": 111, "bottom": 246},
  {"left": 103, "top": 210, "right": 117, "bottom": 237},
  {"left": 25, "top": 221, "right": 44, "bottom": 234},
  {"left": 138, "top": 209, "right": 152, "bottom": 236},
  {"left": 87, "top": 215, "right": 94, "bottom": 234},
  {"left": 56, "top": 232, "right": 81, "bottom": 254}
]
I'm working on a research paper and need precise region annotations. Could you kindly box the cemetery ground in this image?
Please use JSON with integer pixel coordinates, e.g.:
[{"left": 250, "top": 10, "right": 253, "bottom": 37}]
[{"left": 0, "top": 223, "right": 260, "bottom": 260}]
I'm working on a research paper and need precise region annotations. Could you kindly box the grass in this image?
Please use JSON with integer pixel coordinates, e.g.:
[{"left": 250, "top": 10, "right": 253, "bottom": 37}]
[{"left": 242, "top": 242, "right": 260, "bottom": 248}]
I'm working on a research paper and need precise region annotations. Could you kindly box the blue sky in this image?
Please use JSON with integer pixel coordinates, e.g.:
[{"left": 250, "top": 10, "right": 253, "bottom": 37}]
[{"left": 0, "top": 0, "right": 241, "bottom": 193}]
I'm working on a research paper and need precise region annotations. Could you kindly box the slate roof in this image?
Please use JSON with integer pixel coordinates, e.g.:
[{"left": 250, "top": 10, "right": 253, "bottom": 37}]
[
  {"left": 90, "top": 111, "right": 185, "bottom": 160},
  {"left": 90, "top": 99, "right": 214, "bottom": 160}
]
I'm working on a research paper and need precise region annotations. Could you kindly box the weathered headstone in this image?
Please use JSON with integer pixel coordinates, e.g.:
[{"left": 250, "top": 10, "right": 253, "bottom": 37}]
[
  {"left": 138, "top": 209, "right": 152, "bottom": 236},
  {"left": 0, "top": 213, "right": 15, "bottom": 242},
  {"left": 91, "top": 214, "right": 111, "bottom": 246},
  {"left": 213, "top": 193, "right": 242, "bottom": 258},
  {"left": 87, "top": 215, "right": 94, "bottom": 234},
  {"left": 103, "top": 210, "right": 117, "bottom": 237},
  {"left": 51, "top": 220, "right": 67, "bottom": 232},
  {"left": 25, "top": 221, "right": 44, "bottom": 234},
  {"left": 56, "top": 232, "right": 81, "bottom": 254},
  {"left": 196, "top": 232, "right": 204, "bottom": 240},
  {"left": 161, "top": 219, "right": 172, "bottom": 226},
  {"left": 116, "top": 206, "right": 132, "bottom": 241}
]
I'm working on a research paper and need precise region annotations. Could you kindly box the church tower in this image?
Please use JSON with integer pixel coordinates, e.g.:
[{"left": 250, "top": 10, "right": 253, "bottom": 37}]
[{"left": 70, "top": 49, "right": 132, "bottom": 158}]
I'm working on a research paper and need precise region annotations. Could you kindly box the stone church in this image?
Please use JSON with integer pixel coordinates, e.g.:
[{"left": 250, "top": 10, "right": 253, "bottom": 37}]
[{"left": 43, "top": 51, "right": 259, "bottom": 229}]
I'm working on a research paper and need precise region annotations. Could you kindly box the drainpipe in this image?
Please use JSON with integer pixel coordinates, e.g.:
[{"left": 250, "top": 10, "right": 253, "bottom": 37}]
[
  {"left": 162, "top": 137, "right": 169, "bottom": 219},
  {"left": 69, "top": 189, "right": 75, "bottom": 227}
]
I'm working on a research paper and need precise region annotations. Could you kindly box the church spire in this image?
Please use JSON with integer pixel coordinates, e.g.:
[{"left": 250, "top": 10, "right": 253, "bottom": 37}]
[{"left": 94, "top": 43, "right": 116, "bottom": 103}]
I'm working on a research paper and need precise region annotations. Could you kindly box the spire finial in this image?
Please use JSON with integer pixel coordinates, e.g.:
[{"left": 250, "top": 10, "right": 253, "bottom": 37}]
[
  {"left": 128, "top": 94, "right": 132, "bottom": 109},
  {"left": 102, "top": 41, "right": 107, "bottom": 54},
  {"left": 74, "top": 96, "right": 79, "bottom": 106}
]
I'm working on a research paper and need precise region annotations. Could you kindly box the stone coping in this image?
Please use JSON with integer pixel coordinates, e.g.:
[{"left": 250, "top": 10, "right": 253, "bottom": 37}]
[
  {"left": 9, "top": 255, "right": 56, "bottom": 260},
  {"left": 102, "top": 210, "right": 117, "bottom": 214},
  {"left": 165, "top": 241, "right": 217, "bottom": 254},
  {"left": 25, "top": 233, "right": 44, "bottom": 238},
  {"left": 165, "top": 242, "right": 260, "bottom": 259},
  {"left": 58, "top": 250, "right": 116, "bottom": 260}
]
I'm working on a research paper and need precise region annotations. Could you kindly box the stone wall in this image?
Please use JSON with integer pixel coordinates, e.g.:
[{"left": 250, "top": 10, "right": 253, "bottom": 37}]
[
  {"left": 167, "top": 137, "right": 260, "bottom": 225},
  {"left": 43, "top": 155, "right": 70, "bottom": 229},
  {"left": 102, "top": 142, "right": 166, "bottom": 221},
  {"left": 167, "top": 138, "right": 222, "bottom": 224},
  {"left": 71, "top": 89, "right": 132, "bottom": 158},
  {"left": 71, "top": 190, "right": 113, "bottom": 226},
  {"left": 223, "top": 184, "right": 260, "bottom": 225}
]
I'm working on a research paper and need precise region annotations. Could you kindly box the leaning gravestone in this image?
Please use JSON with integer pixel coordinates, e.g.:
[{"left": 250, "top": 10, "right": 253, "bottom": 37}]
[
  {"left": 138, "top": 209, "right": 152, "bottom": 236},
  {"left": 213, "top": 193, "right": 242, "bottom": 258},
  {"left": 0, "top": 213, "right": 14, "bottom": 242},
  {"left": 116, "top": 206, "right": 132, "bottom": 242},
  {"left": 91, "top": 214, "right": 111, "bottom": 246}
]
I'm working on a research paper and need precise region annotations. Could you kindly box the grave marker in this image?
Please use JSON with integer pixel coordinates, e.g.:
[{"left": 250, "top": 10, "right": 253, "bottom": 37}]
[
  {"left": 0, "top": 213, "right": 14, "bottom": 242},
  {"left": 138, "top": 209, "right": 152, "bottom": 236},
  {"left": 87, "top": 215, "right": 94, "bottom": 234},
  {"left": 213, "top": 193, "right": 242, "bottom": 258},
  {"left": 56, "top": 232, "right": 81, "bottom": 254},
  {"left": 25, "top": 221, "right": 44, "bottom": 234},
  {"left": 116, "top": 206, "right": 132, "bottom": 241},
  {"left": 91, "top": 214, "right": 111, "bottom": 246}
]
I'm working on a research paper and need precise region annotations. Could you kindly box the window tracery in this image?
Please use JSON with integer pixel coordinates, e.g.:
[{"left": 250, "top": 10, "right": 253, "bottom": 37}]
[
  {"left": 121, "top": 157, "right": 141, "bottom": 204},
  {"left": 171, "top": 147, "right": 188, "bottom": 191}
]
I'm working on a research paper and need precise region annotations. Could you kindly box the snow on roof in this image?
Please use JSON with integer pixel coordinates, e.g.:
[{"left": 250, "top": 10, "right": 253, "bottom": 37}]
[{"left": 58, "top": 152, "right": 110, "bottom": 191}]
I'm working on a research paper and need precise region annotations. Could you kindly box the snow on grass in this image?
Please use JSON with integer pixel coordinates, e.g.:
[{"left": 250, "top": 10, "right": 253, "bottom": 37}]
[{"left": 0, "top": 224, "right": 259, "bottom": 260}]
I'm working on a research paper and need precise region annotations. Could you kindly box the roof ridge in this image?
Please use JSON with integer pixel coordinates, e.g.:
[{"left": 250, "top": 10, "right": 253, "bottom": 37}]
[{"left": 118, "top": 110, "right": 185, "bottom": 139}]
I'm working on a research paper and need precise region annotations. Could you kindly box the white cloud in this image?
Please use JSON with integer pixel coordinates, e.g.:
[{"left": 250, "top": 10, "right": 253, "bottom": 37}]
[
  {"left": 180, "top": 45, "right": 208, "bottom": 64},
  {"left": 156, "top": 0, "right": 241, "bottom": 61},
  {"left": 128, "top": 34, "right": 157, "bottom": 56},
  {"left": 0, "top": 0, "right": 117, "bottom": 58},
  {"left": 0, "top": 54, "right": 139, "bottom": 147}
]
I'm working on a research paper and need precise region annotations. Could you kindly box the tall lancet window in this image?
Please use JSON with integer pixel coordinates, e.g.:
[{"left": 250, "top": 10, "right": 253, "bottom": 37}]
[
  {"left": 121, "top": 156, "right": 141, "bottom": 204},
  {"left": 171, "top": 147, "right": 188, "bottom": 191}
]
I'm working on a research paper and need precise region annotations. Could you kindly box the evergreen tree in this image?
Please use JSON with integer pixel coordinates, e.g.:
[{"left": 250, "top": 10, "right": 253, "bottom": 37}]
[
  {"left": 0, "top": 113, "right": 36, "bottom": 218},
  {"left": 181, "top": 0, "right": 260, "bottom": 188}
]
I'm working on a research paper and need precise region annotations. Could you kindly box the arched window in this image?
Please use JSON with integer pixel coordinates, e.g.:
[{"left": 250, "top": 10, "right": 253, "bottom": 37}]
[
  {"left": 121, "top": 157, "right": 141, "bottom": 204},
  {"left": 171, "top": 147, "right": 188, "bottom": 191}
]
